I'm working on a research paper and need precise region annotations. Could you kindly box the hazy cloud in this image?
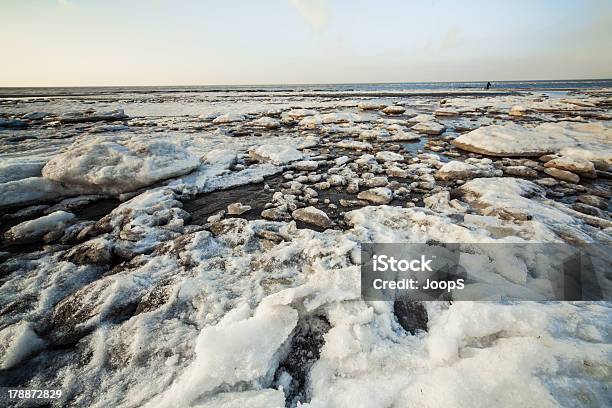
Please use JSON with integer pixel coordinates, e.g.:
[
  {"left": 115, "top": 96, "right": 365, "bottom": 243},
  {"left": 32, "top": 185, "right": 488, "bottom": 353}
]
[
  {"left": 288, "top": 0, "right": 329, "bottom": 30},
  {"left": 439, "top": 28, "right": 461, "bottom": 50},
  {"left": 57, "top": 0, "right": 75, "bottom": 9}
]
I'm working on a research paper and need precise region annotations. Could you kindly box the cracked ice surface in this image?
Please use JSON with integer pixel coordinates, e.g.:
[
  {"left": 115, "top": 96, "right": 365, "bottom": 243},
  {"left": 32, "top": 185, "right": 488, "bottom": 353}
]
[{"left": 0, "top": 86, "right": 611, "bottom": 407}]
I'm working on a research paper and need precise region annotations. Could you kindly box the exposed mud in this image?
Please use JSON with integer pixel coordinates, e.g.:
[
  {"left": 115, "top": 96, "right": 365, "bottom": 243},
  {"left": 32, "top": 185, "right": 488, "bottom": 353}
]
[{"left": 274, "top": 315, "right": 331, "bottom": 407}]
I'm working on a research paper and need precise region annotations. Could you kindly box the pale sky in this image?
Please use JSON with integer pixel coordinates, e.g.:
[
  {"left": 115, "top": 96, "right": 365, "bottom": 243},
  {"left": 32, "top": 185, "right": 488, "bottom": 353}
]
[{"left": 1, "top": 0, "right": 611, "bottom": 86}]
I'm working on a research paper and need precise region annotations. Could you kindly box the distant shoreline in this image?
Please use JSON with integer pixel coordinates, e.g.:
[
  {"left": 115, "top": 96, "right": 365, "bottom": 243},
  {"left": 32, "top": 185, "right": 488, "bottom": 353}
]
[
  {"left": 1, "top": 79, "right": 612, "bottom": 99},
  {"left": 1, "top": 78, "right": 611, "bottom": 89},
  {"left": 0, "top": 90, "right": 525, "bottom": 99}
]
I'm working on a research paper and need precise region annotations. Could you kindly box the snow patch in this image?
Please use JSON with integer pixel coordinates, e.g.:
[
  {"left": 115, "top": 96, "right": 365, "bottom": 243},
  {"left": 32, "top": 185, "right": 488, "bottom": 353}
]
[{"left": 149, "top": 303, "right": 297, "bottom": 407}]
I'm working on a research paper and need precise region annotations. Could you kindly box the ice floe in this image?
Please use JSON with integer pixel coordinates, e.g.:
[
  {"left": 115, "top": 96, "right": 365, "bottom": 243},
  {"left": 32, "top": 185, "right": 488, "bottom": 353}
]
[
  {"left": 41, "top": 137, "right": 200, "bottom": 195},
  {"left": 4, "top": 211, "right": 76, "bottom": 244},
  {"left": 435, "top": 159, "right": 502, "bottom": 181},
  {"left": 0, "top": 159, "right": 46, "bottom": 183},
  {"left": 411, "top": 121, "right": 445, "bottom": 135},
  {"left": 59, "top": 109, "right": 128, "bottom": 124},
  {"left": 292, "top": 206, "right": 332, "bottom": 229},
  {"left": 212, "top": 113, "right": 246, "bottom": 124},
  {"left": 336, "top": 140, "right": 372, "bottom": 150},
  {"left": 1, "top": 86, "right": 611, "bottom": 408},
  {"left": 453, "top": 122, "right": 612, "bottom": 162},
  {"left": 544, "top": 156, "right": 597, "bottom": 178},
  {"left": 0, "top": 177, "right": 79, "bottom": 209},
  {"left": 357, "top": 187, "right": 393, "bottom": 204},
  {"left": 249, "top": 145, "right": 305, "bottom": 165},
  {"left": 251, "top": 116, "right": 281, "bottom": 129},
  {"left": 381, "top": 105, "right": 406, "bottom": 115}
]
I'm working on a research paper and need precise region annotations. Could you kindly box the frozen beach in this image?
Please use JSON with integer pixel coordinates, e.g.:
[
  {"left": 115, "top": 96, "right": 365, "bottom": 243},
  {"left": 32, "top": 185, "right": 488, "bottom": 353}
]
[{"left": 0, "top": 81, "right": 611, "bottom": 407}]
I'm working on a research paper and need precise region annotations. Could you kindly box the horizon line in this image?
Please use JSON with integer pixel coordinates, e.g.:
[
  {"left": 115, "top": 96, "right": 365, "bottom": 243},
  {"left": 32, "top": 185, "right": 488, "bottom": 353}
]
[{"left": 1, "top": 77, "right": 611, "bottom": 89}]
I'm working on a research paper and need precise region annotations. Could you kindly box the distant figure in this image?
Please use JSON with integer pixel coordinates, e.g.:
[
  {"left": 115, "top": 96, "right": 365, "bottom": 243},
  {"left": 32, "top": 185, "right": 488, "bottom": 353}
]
[{"left": 485, "top": 81, "right": 492, "bottom": 90}]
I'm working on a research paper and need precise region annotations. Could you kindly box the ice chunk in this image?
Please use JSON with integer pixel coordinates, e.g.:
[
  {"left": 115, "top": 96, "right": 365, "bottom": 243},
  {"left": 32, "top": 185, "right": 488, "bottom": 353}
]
[
  {"left": 453, "top": 122, "right": 612, "bottom": 162},
  {"left": 212, "top": 113, "right": 245, "bottom": 124},
  {"left": 424, "top": 191, "right": 453, "bottom": 213},
  {"left": 0, "top": 322, "right": 45, "bottom": 370},
  {"left": 59, "top": 108, "right": 128, "bottom": 123},
  {"left": 251, "top": 116, "right": 281, "bottom": 129},
  {"left": 336, "top": 140, "right": 372, "bottom": 151},
  {"left": 407, "top": 113, "right": 435, "bottom": 123},
  {"left": 544, "top": 156, "right": 597, "bottom": 178},
  {"left": 192, "top": 390, "right": 285, "bottom": 408},
  {"left": 22, "top": 111, "right": 50, "bottom": 120},
  {"left": 412, "top": 121, "right": 445, "bottom": 135},
  {"left": 248, "top": 144, "right": 305, "bottom": 164},
  {"left": 0, "top": 119, "right": 27, "bottom": 128},
  {"left": 0, "top": 160, "right": 46, "bottom": 183},
  {"left": 389, "top": 130, "right": 420, "bottom": 141},
  {"left": 4, "top": 210, "right": 76, "bottom": 244},
  {"left": 42, "top": 138, "right": 200, "bottom": 195},
  {"left": 286, "top": 108, "right": 318, "bottom": 119},
  {"left": 0, "top": 177, "right": 79, "bottom": 209},
  {"left": 359, "top": 129, "right": 386, "bottom": 140},
  {"left": 375, "top": 151, "right": 403, "bottom": 162},
  {"left": 436, "top": 160, "right": 501, "bottom": 180},
  {"left": 357, "top": 102, "right": 385, "bottom": 110},
  {"left": 292, "top": 206, "right": 332, "bottom": 228},
  {"left": 227, "top": 202, "right": 252, "bottom": 215},
  {"left": 297, "top": 135, "right": 320, "bottom": 149},
  {"left": 293, "top": 160, "right": 319, "bottom": 171},
  {"left": 299, "top": 112, "right": 362, "bottom": 128},
  {"left": 357, "top": 187, "right": 393, "bottom": 204},
  {"left": 509, "top": 105, "right": 527, "bottom": 116},
  {"left": 543, "top": 167, "right": 580, "bottom": 183},
  {"left": 382, "top": 105, "right": 406, "bottom": 115},
  {"left": 434, "top": 107, "right": 459, "bottom": 117},
  {"left": 458, "top": 177, "right": 608, "bottom": 240},
  {"left": 298, "top": 115, "right": 322, "bottom": 128},
  {"left": 150, "top": 303, "right": 297, "bottom": 407},
  {"left": 202, "top": 148, "right": 238, "bottom": 167}
]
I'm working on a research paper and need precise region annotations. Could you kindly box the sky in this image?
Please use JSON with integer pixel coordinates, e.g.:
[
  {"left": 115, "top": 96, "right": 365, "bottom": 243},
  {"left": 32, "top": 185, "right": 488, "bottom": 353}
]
[{"left": 1, "top": 0, "right": 611, "bottom": 86}]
